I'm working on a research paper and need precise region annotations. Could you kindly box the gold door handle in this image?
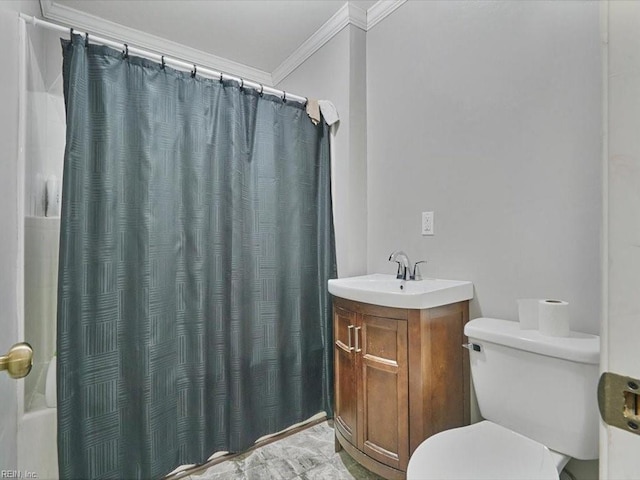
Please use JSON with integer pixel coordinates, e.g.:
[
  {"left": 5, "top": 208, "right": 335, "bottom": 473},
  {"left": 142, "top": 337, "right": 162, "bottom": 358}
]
[{"left": 0, "top": 342, "right": 33, "bottom": 379}]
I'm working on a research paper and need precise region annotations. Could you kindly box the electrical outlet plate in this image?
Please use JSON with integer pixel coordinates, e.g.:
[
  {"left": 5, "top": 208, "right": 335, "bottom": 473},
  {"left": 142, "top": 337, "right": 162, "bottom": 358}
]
[{"left": 422, "top": 211, "right": 434, "bottom": 235}]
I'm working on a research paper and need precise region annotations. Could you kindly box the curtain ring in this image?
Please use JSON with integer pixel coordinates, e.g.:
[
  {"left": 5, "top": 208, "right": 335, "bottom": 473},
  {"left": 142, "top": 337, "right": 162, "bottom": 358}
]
[
  {"left": 259, "top": 84, "right": 264, "bottom": 97},
  {"left": 191, "top": 64, "right": 197, "bottom": 78},
  {"left": 282, "top": 91, "right": 287, "bottom": 103},
  {"left": 240, "top": 78, "right": 244, "bottom": 91},
  {"left": 304, "top": 97, "right": 309, "bottom": 107},
  {"left": 160, "top": 56, "right": 165, "bottom": 69},
  {"left": 219, "top": 72, "right": 223, "bottom": 83},
  {"left": 84, "top": 33, "right": 89, "bottom": 47},
  {"left": 69, "top": 28, "right": 73, "bottom": 40},
  {"left": 123, "top": 43, "right": 129, "bottom": 59}
]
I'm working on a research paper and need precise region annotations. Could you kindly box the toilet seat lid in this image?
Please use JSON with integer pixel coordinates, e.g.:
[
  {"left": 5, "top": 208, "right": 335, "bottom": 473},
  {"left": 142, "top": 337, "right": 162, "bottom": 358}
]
[{"left": 407, "top": 421, "right": 560, "bottom": 480}]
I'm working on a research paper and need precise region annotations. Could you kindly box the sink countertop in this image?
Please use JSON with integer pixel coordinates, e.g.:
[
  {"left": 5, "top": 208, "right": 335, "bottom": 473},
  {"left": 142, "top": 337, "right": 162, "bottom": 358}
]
[{"left": 328, "top": 273, "right": 473, "bottom": 310}]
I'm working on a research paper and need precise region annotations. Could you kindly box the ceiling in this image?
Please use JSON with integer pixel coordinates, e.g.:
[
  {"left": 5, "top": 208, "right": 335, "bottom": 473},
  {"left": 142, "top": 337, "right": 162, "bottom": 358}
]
[{"left": 51, "top": 1, "right": 378, "bottom": 74}]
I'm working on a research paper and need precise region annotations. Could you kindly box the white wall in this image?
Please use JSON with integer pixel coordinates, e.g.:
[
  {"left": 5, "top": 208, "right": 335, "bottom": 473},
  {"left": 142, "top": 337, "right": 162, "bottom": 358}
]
[
  {"left": 277, "top": 25, "right": 367, "bottom": 278},
  {"left": 602, "top": 1, "right": 640, "bottom": 478},
  {"left": 366, "top": 1, "right": 602, "bottom": 336}
]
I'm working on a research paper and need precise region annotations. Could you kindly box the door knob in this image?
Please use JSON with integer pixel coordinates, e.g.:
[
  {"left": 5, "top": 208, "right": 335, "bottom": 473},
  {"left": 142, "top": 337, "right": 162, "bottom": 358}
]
[{"left": 0, "top": 342, "right": 33, "bottom": 379}]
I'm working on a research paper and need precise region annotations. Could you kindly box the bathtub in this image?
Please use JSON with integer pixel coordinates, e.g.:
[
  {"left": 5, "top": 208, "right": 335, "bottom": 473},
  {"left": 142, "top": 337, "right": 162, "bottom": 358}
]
[
  {"left": 18, "top": 406, "right": 58, "bottom": 479},
  {"left": 17, "top": 356, "right": 58, "bottom": 479}
]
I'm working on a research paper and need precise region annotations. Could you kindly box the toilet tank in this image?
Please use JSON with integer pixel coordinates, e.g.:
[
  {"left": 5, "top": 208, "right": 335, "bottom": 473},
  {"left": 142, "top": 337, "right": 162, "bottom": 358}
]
[{"left": 465, "top": 318, "right": 600, "bottom": 460}]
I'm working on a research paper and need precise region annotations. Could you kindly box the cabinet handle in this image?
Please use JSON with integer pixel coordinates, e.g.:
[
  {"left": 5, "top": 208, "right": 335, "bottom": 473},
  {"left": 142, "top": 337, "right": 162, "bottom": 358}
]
[
  {"left": 348, "top": 325, "right": 355, "bottom": 352},
  {"left": 355, "top": 326, "right": 362, "bottom": 353}
]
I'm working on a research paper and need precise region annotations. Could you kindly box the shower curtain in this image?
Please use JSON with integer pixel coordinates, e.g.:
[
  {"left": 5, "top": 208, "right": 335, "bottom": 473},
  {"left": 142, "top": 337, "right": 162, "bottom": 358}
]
[{"left": 57, "top": 35, "right": 336, "bottom": 479}]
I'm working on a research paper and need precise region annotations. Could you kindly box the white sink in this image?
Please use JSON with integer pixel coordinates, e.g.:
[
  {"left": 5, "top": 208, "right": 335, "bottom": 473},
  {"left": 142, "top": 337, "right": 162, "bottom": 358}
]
[{"left": 328, "top": 273, "right": 473, "bottom": 309}]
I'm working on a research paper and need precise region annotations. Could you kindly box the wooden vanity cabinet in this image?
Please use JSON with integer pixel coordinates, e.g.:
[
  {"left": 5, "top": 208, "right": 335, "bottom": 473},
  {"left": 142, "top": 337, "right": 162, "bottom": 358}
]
[{"left": 332, "top": 296, "right": 470, "bottom": 480}]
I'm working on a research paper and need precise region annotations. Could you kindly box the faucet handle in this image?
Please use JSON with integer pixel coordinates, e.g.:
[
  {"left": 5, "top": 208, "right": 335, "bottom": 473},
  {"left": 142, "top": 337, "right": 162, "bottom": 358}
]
[
  {"left": 411, "top": 261, "right": 427, "bottom": 281},
  {"left": 392, "top": 261, "right": 403, "bottom": 279}
]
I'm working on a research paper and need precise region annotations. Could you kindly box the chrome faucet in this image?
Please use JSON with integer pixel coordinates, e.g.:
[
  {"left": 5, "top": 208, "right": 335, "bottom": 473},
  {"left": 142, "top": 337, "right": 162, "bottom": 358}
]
[
  {"left": 389, "top": 251, "right": 427, "bottom": 280},
  {"left": 389, "top": 250, "right": 411, "bottom": 280},
  {"left": 412, "top": 261, "right": 426, "bottom": 281}
]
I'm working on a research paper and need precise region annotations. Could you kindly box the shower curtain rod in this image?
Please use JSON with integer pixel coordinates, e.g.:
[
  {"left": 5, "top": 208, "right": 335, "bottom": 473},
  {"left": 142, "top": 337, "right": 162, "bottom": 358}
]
[{"left": 18, "top": 13, "right": 308, "bottom": 105}]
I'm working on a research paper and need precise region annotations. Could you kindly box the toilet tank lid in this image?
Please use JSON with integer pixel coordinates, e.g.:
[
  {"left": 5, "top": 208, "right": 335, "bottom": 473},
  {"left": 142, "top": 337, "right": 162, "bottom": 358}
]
[{"left": 465, "top": 318, "right": 600, "bottom": 365}]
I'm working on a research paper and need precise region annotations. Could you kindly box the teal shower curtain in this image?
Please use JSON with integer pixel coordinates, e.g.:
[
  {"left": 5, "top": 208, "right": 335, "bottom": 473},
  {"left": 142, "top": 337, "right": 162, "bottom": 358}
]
[{"left": 57, "top": 35, "right": 336, "bottom": 479}]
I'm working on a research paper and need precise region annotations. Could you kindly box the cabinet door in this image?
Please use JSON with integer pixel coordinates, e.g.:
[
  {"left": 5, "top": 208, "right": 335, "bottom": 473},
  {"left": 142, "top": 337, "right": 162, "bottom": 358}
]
[
  {"left": 359, "top": 314, "right": 409, "bottom": 471},
  {"left": 334, "top": 305, "right": 358, "bottom": 446}
]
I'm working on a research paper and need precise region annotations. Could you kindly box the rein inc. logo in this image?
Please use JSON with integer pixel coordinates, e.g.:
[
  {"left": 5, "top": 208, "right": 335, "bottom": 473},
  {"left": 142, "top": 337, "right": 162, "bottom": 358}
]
[{"left": 1, "top": 472, "right": 38, "bottom": 479}]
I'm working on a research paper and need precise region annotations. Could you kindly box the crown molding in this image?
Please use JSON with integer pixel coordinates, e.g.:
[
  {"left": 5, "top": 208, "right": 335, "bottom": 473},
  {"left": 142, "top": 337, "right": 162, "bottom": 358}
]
[
  {"left": 367, "top": 0, "right": 407, "bottom": 31},
  {"left": 272, "top": 0, "right": 406, "bottom": 85},
  {"left": 39, "top": 0, "right": 274, "bottom": 86},
  {"left": 271, "top": 2, "right": 356, "bottom": 85},
  {"left": 348, "top": 3, "right": 368, "bottom": 31},
  {"left": 39, "top": 0, "right": 407, "bottom": 89}
]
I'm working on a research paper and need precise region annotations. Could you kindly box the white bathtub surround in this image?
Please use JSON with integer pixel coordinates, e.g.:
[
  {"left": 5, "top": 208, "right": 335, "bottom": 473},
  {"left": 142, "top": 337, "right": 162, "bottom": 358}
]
[
  {"left": 25, "top": 23, "right": 66, "bottom": 218},
  {"left": 21, "top": 232, "right": 58, "bottom": 478},
  {"left": 45, "top": 354, "right": 56, "bottom": 408},
  {"left": 25, "top": 90, "right": 65, "bottom": 218},
  {"left": 45, "top": 174, "right": 60, "bottom": 217},
  {"left": 24, "top": 216, "right": 60, "bottom": 412}
]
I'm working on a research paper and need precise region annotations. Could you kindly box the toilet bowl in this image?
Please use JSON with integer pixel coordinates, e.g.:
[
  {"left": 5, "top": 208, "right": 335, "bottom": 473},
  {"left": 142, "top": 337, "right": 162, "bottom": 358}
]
[
  {"left": 407, "top": 317, "right": 600, "bottom": 480},
  {"left": 407, "top": 421, "right": 568, "bottom": 480}
]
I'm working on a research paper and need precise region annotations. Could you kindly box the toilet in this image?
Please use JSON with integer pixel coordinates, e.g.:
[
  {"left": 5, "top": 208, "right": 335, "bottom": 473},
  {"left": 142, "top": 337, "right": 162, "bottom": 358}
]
[{"left": 407, "top": 317, "right": 600, "bottom": 480}]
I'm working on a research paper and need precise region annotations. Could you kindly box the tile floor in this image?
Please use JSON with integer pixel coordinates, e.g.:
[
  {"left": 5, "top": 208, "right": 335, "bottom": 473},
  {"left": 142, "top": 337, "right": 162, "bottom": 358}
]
[{"left": 187, "top": 421, "right": 384, "bottom": 480}]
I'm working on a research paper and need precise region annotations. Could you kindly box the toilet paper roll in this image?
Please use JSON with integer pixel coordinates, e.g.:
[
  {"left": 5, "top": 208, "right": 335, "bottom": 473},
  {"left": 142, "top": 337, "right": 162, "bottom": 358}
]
[
  {"left": 538, "top": 299, "right": 570, "bottom": 337},
  {"left": 517, "top": 298, "right": 540, "bottom": 329}
]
